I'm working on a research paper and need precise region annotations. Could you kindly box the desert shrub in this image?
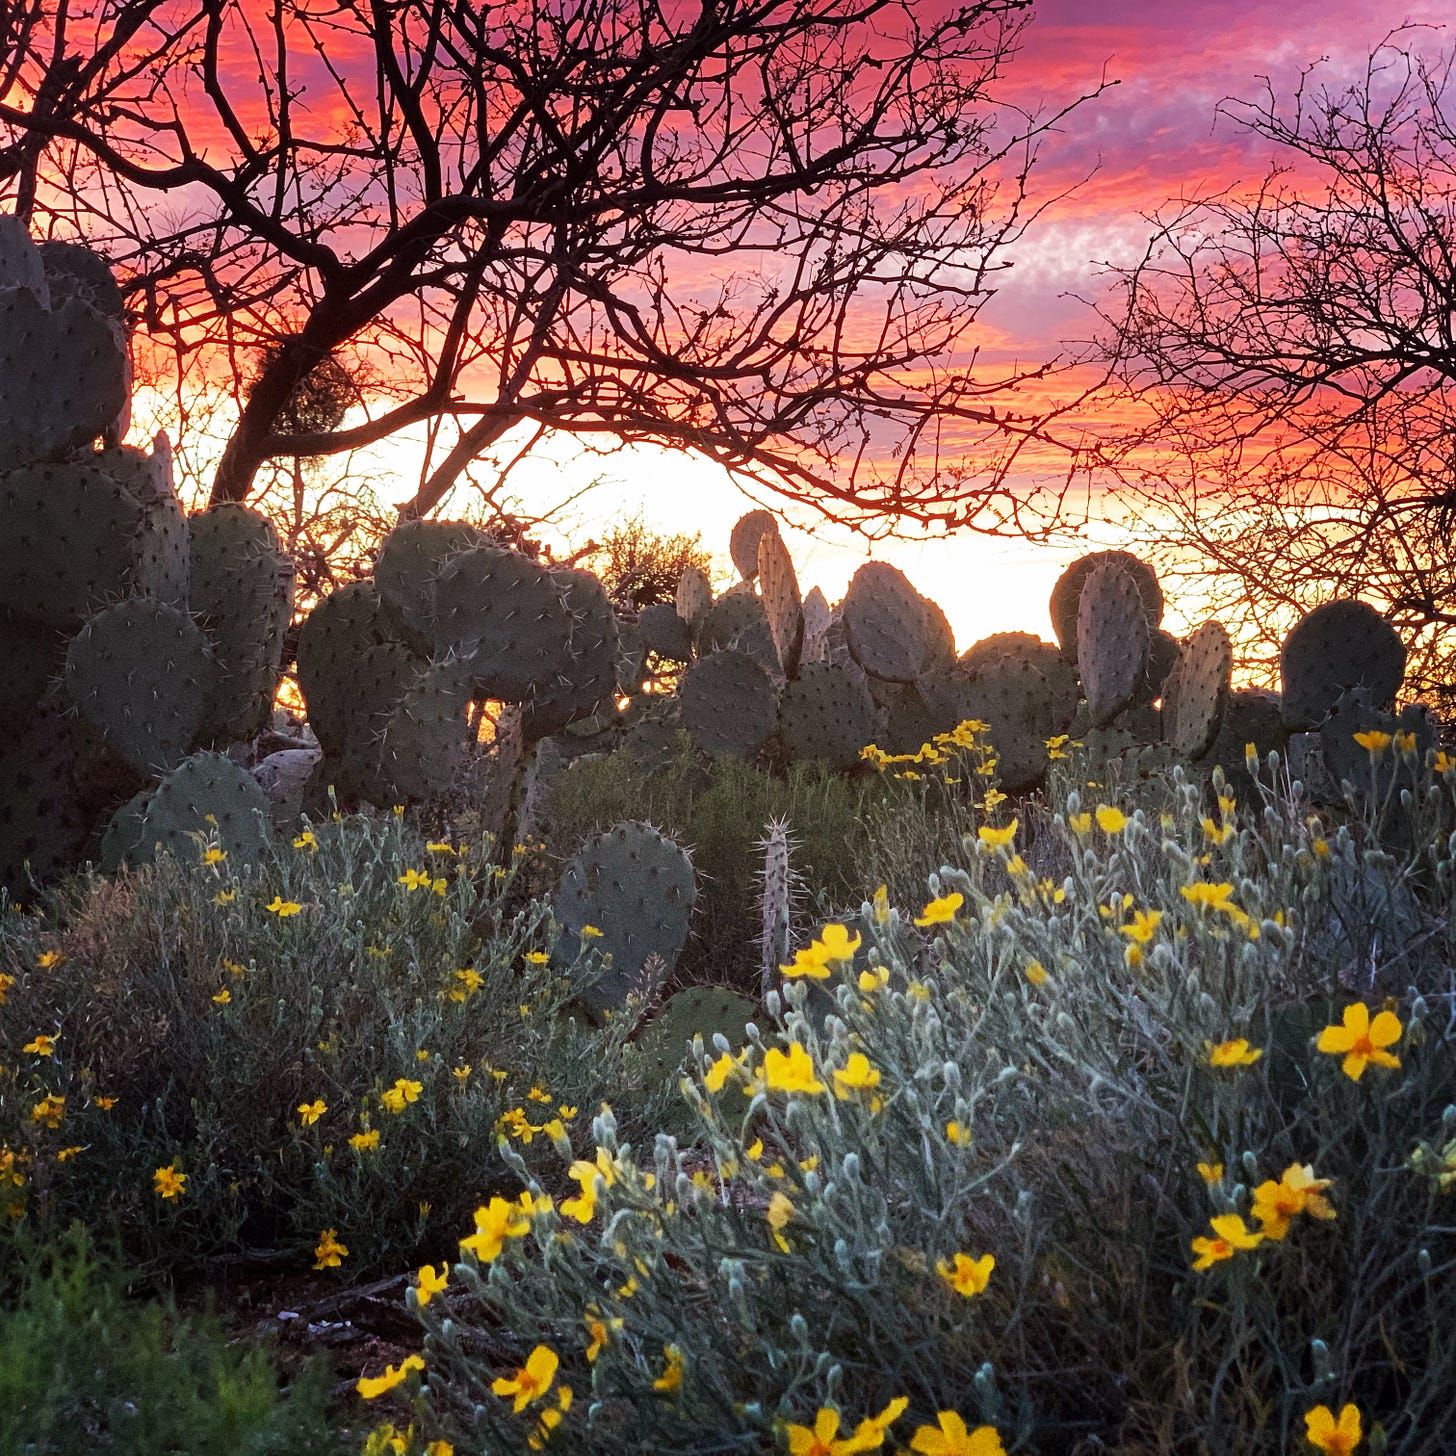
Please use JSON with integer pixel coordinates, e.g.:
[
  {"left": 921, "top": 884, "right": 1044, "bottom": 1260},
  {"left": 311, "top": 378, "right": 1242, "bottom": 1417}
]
[
  {"left": 548, "top": 740, "right": 880, "bottom": 989},
  {"left": 368, "top": 749, "right": 1456, "bottom": 1455},
  {"left": 0, "top": 814, "right": 669, "bottom": 1276},
  {"left": 0, "top": 1224, "right": 340, "bottom": 1454}
]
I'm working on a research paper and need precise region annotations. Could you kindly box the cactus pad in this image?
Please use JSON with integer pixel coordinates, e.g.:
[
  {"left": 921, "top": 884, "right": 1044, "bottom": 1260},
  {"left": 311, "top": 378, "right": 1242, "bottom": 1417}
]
[
  {"left": 1050, "top": 550, "right": 1163, "bottom": 663},
  {"left": 729, "top": 510, "right": 777, "bottom": 580},
  {"left": 554, "top": 821, "right": 697, "bottom": 1015},
  {"left": 1160, "top": 621, "right": 1232, "bottom": 760},
  {"left": 64, "top": 599, "right": 211, "bottom": 775},
  {"left": 1078, "top": 560, "right": 1152, "bottom": 728},
  {"left": 777, "top": 661, "right": 880, "bottom": 769},
  {"left": 430, "top": 544, "right": 575, "bottom": 701},
  {"left": 841, "top": 562, "right": 928, "bottom": 682},
  {"left": 189, "top": 503, "right": 295, "bottom": 744},
  {"left": 136, "top": 751, "right": 273, "bottom": 865},
  {"left": 1280, "top": 599, "right": 1406, "bottom": 731},
  {"left": 675, "top": 565, "right": 713, "bottom": 626},
  {"left": 679, "top": 649, "right": 779, "bottom": 759},
  {"left": 756, "top": 526, "right": 803, "bottom": 676}
]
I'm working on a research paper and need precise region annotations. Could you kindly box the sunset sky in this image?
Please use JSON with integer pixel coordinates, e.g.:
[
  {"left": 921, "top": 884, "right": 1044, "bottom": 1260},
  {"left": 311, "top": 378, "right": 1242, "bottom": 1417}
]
[{"left": 473, "top": 0, "right": 1448, "bottom": 647}]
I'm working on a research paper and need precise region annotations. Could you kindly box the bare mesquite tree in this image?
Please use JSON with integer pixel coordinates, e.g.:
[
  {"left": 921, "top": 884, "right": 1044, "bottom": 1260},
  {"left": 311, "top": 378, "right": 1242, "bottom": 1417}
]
[
  {"left": 1, "top": 0, "right": 1108, "bottom": 537},
  {"left": 1090, "top": 32, "right": 1456, "bottom": 696}
]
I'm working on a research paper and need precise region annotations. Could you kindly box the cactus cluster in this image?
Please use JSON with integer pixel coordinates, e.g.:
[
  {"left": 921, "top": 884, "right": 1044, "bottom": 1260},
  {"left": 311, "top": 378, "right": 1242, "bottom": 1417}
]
[
  {"left": 0, "top": 221, "right": 293, "bottom": 892},
  {"left": 2, "top": 208, "right": 1441, "bottom": 910}
]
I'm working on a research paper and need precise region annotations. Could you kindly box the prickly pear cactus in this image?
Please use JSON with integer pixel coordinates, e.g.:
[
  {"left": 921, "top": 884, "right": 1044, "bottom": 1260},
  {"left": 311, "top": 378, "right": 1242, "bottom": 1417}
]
[
  {"left": 1160, "top": 621, "right": 1232, "bottom": 760},
  {"left": 638, "top": 603, "right": 693, "bottom": 662},
  {"left": 698, "top": 585, "right": 769, "bottom": 656},
  {"left": 64, "top": 599, "right": 211, "bottom": 776},
  {"left": 0, "top": 699, "right": 94, "bottom": 893},
  {"left": 368, "top": 660, "right": 473, "bottom": 805},
  {"left": 1317, "top": 687, "right": 1437, "bottom": 799},
  {"left": 675, "top": 564, "right": 713, "bottom": 628},
  {"left": 374, "top": 518, "right": 486, "bottom": 635},
  {"left": 1050, "top": 550, "right": 1163, "bottom": 664},
  {"left": 0, "top": 225, "right": 129, "bottom": 470},
  {"left": 429, "top": 544, "right": 575, "bottom": 701},
  {"left": 800, "top": 586, "right": 832, "bottom": 664},
  {"left": 1077, "top": 560, "right": 1152, "bottom": 727},
  {"left": 554, "top": 821, "right": 697, "bottom": 1016},
  {"left": 957, "top": 639, "right": 1079, "bottom": 792},
  {"left": 296, "top": 581, "right": 398, "bottom": 757},
  {"left": 1142, "top": 628, "right": 1182, "bottom": 708},
  {"left": 777, "top": 661, "right": 880, "bottom": 770},
  {"left": 1201, "top": 687, "right": 1287, "bottom": 802},
  {"left": 1280, "top": 599, "right": 1406, "bottom": 731},
  {"left": 133, "top": 751, "right": 273, "bottom": 866},
  {"left": 633, "top": 985, "right": 757, "bottom": 1087},
  {"left": 729, "top": 510, "right": 777, "bottom": 580},
  {"left": 679, "top": 649, "right": 779, "bottom": 759},
  {"left": 188, "top": 503, "right": 295, "bottom": 744},
  {"left": 918, "top": 594, "right": 957, "bottom": 675},
  {"left": 841, "top": 562, "right": 928, "bottom": 683},
  {"left": 522, "top": 568, "right": 621, "bottom": 738},
  {"left": 756, "top": 526, "right": 803, "bottom": 677},
  {"left": 0, "top": 457, "right": 188, "bottom": 631}
]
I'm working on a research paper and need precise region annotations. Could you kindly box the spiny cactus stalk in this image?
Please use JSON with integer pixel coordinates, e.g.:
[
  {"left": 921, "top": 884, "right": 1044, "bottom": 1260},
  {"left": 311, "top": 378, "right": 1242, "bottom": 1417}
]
[{"left": 758, "top": 817, "right": 795, "bottom": 1002}]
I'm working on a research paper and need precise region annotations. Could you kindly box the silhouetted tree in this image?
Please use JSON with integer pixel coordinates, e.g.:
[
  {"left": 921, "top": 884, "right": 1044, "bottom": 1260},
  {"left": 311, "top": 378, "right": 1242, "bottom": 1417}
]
[
  {"left": 1091, "top": 31, "right": 1456, "bottom": 699},
  {"left": 2, "top": 0, "right": 1107, "bottom": 536},
  {"left": 585, "top": 515, "right": 715, "bottom": 609}
]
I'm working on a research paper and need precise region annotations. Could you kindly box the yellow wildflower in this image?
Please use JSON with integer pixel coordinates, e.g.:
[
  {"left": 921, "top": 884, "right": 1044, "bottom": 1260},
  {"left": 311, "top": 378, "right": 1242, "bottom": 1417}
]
[
  {"left": 1189, "top": 1213, "right": 1263, "bottom": 1270},
  {"left": 357, "top": 1355, "right": 424, "bottom": 1399},
  {"left": 313, "top": 1227, "right": 348, "bottom": 1269},
  {"left": 449, "top": 967, "right": 484, "bottom": 1001},
  {"left": 914, "top": 892, "right": 963, "bottom": 926},
  {"left": 293, "top": 830, "right": 319, "bottom": 852},
  {"left": 762, "top": 1042, "right": 827, "bottom": 1095},
  {"left": 652, "top": 1345, "right": 685, "bottom": 1396},
  {"left": 461, "top": 1195, "right": 532, "bottom": 1261},
  {"left": 22, "top": 1033, "right": 56, "bottom": 1056},
  {"left": 833, "top": 1052, "right": 882, "bottom": 1099},
  {"left": 381, "top": 1077, "right": 424, "bottom": 1113},
  {"left": 1120, "top": 909, "right": 1162, "bottom": 944},
  {"left": 1067, "top": 811, "right": 1092, "bottom": 835},
  {"left": 1197, "top": 1161, "right": 1224, "bottom": 1184},
  {"left": 1206, "top": 1038, "right": 1263, "bottom": 1068},
  {"left": 297, "top": 1099, "right": 327, "bottom": 1126},
  {"left": 266, "top": 896, "right": 302, "bottom": 917},
  {"left": 1316, "top": 1002, "right": 1403, "bottom": 1081},
  {"left": 36, "top": 950, "right": 64, "bottom": 969},
  {"left": 415, "top": 1264, "right": 448, "bottom": 1306},
  {"left": 858, "top": 965, "right": 890, "bottom": 993},
  {"left": 977, "top": 819, "right": 1018, "bottom": 850},
  {"left": 908, "top": 1411, "right": 1005, "bottom": 1456},
  {"left": 211, "top": 988, "right": 231, "bottom": 1005},
  {"left": 201, "top": 846, "right": 227, "bottom": 864},
  {"left": 1304, "top": 1404, "right": 1362, "bottom": 1456},
  {"left": 153, "top": 1163, "right": 186, "bottom": 1199},
  {"left": 350, "top": 1128, "right": 381, "bottom": 1151},
  {"left": 1095, "top": 804, "right": 1129, "bottom": 834},
  {"left": 1353, "top": 729, "right": 1392, "bottom": 753},
  {"left": 936, "top": 1252, "right": 995, "bottom": 1298},
  {"left": 397, "top": 868, "right": 432, "bottom": 891},
  {"left": 492, "top": 1346, "right": 559, "bottom": 1413},
  {"left": 1251, "top": 1163, "right": 1335, "bottom": 1240}
]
